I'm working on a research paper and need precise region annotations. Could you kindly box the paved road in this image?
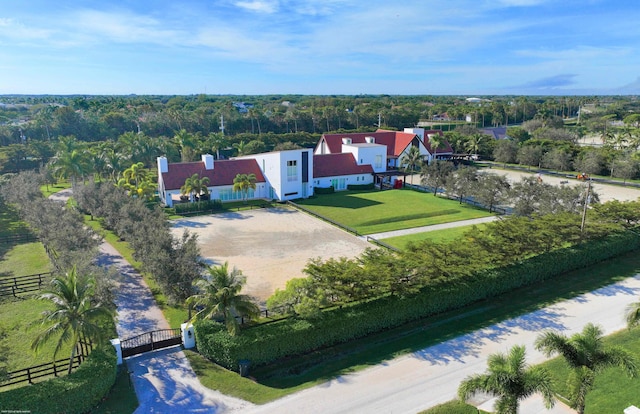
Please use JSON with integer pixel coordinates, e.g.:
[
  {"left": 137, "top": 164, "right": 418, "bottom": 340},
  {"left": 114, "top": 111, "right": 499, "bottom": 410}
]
[
  {"left": 242, "top": 276, "right": 640, "bottom": 414},
  {"left": 366, "top": 215, "right": 499, "bottom": 240}
]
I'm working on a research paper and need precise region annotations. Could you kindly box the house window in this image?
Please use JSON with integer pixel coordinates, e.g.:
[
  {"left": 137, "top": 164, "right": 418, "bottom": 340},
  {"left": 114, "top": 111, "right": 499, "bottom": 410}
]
[
  {"left": 375, "top": 155, "right": 383, "bottom": 169},
  {"left": 287, "top": 160, "right": 297, "bottom": 182}
]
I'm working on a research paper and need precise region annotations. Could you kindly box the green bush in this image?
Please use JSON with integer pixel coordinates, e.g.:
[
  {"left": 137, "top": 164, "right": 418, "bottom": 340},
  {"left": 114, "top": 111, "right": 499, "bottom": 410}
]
[
  {"left": 0, "top": 345, "right": 117, "bottom": 414},
  {"left": 195, "top": 231, "right": 640, "bottom": 370},
  {"left": 313, "top": 186, "right": 335, "bottom": 194},
  {"left": 174, "top": 199, "right": 222, "bottom": 214},
  {"left": 347, "top": 183, "right": 375, "bottom": 191}
]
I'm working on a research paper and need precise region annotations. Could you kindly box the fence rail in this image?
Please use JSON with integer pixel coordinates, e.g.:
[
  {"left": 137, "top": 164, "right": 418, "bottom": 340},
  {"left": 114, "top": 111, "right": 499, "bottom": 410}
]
[
  {"left": 0, "top": 272, "right": 53, "bottom": 298},
  {"left": 0, "top": 342, "right": 92, "bottom": 388},
  {"left": 287, "top": 201, "right": 361, "bottom": 236},
  {"left": 0, "top": 233, "right": 37, "bottom": 244}
]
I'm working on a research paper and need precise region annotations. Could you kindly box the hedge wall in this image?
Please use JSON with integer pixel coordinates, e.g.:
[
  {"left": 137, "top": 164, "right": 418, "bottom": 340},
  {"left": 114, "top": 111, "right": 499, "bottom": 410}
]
[
  {"left": 347, "top": 183, "right": 375, "bottom": 191},
  {"left": 174, "top": 199, "right": 222, "bottom": 214},
  {"left": 195, "top": 230, "right": 640, "bottom": 370},
  {"left": 313, "top": 186, "right": 335, "bottom": 194},
  {"left": 0, "top": 346, "right": 117, "bottom": 414}
]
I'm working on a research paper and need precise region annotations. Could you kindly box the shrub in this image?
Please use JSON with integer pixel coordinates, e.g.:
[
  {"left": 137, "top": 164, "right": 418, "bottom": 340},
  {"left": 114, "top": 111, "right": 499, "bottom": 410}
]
[
  {"left": 347, "top": 183, "right": 375, "bottom": 191},
  {"left": 174, "top": 199, "right": 223, "bottom": 214},
  {"left": 195, "top": 230, "right": 640, "bottom": 370},
  {"left": 313, "top": 186, "right": 335, "bottom": 194},
  {"left": 0, "top": 345, "right": 117, "bottom": 414}
]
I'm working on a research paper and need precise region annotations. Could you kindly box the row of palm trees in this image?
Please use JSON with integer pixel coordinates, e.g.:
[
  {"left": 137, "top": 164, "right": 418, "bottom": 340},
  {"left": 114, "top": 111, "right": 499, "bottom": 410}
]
[{"left": 459, "top": 305, "right": 640, "bottom": 414}]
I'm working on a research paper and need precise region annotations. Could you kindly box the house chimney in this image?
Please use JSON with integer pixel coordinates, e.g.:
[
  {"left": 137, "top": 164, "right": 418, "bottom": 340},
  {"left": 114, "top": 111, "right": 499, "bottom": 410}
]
[
  {"left": 157, "top": 156, "right": 168, "bottom": 173},
  {"left": 202, "top": 154, "right": 214, "bottom": 170},
  {"left": 342, "top": 137, "right": 352, "bottom": 145},
  {"left": 365, "top": 136, "right": 375, "bottom": 144}
]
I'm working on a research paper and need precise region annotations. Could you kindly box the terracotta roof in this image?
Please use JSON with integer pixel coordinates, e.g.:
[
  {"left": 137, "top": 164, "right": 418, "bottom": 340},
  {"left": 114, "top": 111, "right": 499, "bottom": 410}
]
[
  {"left": 161, "top": 159, "right": 265, "bottom": 190},
  {"left": 313, "top": 153, "right": 374, "bottom": 178},
  {"left": 317, "top": 129, "right": 452, "bottom": 158}
]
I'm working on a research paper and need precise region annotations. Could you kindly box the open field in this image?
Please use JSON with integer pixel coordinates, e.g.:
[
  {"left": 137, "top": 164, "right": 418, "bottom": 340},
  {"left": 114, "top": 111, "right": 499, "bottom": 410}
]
[
  {"left": 170, "top": 207, "right": 372, "bottom": 302},
  {"left": 296, "top": 189, "right": 493, "bottom": 234}
]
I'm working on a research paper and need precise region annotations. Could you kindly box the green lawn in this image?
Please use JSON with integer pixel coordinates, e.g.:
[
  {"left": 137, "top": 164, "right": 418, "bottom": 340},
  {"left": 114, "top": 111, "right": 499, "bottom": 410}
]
[
  {"left": 419, "top": 400, "right": 488, "bottom": 414},
  {"left": 296, "top": 189, "right": 493, "bottom": 235},
  {"left": 39, "top": 181, "right": 72, "bottom": 198},
  {"left": 539, "top": 328, "right": 640, "bottom": 413},
  {"left": 382, "top": 223, "right": 488, "bottom": 249}
]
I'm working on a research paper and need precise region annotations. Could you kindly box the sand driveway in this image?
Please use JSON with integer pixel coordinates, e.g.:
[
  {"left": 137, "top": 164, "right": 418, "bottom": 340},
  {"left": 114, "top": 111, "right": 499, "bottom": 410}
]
[{"left": 170, "top": 207, "right": 371, "bottom": 303}]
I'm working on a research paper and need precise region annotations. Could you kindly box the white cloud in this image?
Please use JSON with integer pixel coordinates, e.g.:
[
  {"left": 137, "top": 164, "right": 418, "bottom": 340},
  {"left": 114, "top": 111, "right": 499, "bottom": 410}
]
[{"left": 234, "top": 0, "right": 279, "bottom": 14}]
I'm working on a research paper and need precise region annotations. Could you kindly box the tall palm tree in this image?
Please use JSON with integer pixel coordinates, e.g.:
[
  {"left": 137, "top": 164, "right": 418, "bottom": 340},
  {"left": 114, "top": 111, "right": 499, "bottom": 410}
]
[
  {"left": 50, "top": 148, "right": 89, "bottom": 184},
  {"left": 186, "top": 262, "right": 259, "bottom": 336},
  {"left": 400, "top": 146, "right": 422, "bottom": 185},
  {"left": 535, "top": 323, "right": 637, "bottom": 414},
  {"left": 458, "top": 345, "right": 555, "bottom": 414},
  {"left": 31, "top": 267, "right": 114, "bottom": 374},
  {"left": 232, "top": 173, "right": 257, "bottom": 203},
  {"left": 626, "top": 300, "right": 640, "bottom": 329}
]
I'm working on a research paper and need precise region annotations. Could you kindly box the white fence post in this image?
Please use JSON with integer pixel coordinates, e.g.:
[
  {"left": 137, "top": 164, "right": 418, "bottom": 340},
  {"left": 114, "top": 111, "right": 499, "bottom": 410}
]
[
  {"left": 181, "top": 323, "right": 196, "bottom": 349},
  {"left": 110, "top": 338, "right": 123, "bottom": 365}
]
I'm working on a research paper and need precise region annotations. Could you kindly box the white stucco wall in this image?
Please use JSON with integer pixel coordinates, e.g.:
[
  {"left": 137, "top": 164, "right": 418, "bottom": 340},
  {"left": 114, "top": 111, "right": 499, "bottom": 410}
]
[
  {"left": 242, "top": 149, "right": 314, "bottom": 201},
  {"left": 341, "top": 143, "right": 387, "bottom": 173},
  {"left": 312, "top": 173, "right": 373, "bottom": 191}
]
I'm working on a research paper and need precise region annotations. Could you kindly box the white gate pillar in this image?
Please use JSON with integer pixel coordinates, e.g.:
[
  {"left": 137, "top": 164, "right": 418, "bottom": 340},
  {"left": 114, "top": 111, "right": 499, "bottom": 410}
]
[
  {"left": 181, "top": 323, "right": 196, "bottom": 349},
  {"left": 110, "top": 338, "right": 123, "bottom": 365}
]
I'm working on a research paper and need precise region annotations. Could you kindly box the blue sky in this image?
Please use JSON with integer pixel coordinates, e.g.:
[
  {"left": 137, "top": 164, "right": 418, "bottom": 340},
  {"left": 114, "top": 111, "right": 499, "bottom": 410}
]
[{"left": 1, "top": 0, "right": 639, "bottom": 95}]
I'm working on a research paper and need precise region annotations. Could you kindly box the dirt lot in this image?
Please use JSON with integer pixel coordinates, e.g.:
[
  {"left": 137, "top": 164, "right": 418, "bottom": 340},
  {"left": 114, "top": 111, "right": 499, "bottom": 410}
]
[{"left": 170, "top": 207, "right": 371, "bottom": 303}]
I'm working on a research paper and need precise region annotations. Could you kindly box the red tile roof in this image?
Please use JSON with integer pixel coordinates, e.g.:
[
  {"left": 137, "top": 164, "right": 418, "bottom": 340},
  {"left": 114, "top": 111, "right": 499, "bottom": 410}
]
[
  {"left": 317, "top": 129, "right": 452, "bottom": 158},
  {"left": 161, "top": 159, "right": 265, "bottom": 190},
  {"left": 313, "top": 153, "right": 374, "bottom": 178}
]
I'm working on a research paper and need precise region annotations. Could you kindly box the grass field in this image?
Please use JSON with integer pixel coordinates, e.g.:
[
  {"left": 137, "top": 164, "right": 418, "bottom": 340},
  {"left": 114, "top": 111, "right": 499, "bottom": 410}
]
[
  {"left": 382, "top": 223, "right": 489, "bottom": 249},
  {"left": 296, "top": 189, "right": 493, "bottom": 235}
]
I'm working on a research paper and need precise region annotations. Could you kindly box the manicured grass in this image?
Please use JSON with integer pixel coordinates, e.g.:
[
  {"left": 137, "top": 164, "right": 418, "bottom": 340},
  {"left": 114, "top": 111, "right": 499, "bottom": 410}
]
[
  {"left": 296, "top": 189, "right": 493, "bottom": 235},
  {"left": 91, "top": 366, "right": 139, "bottom": 414},
  {"left": 0, "top": 242, "right": 51, "bottom": 277},
  {"left": 382, "top": 223, "right": 488, "bottom": 249},
  {"left": 200, "top": 250, "right": 640, "bottom": 403},
  {"left": 0, "top": 298, "right": 74, "bottom": 375},
  {"left": 0, "top": 206, "right": 31, "bottom": 238},
  {"left": 184, "top": 350, "right": 293, "bottom": 404},
  {"left": 539, "top": 328, "right": 640, "bottom": 413}
]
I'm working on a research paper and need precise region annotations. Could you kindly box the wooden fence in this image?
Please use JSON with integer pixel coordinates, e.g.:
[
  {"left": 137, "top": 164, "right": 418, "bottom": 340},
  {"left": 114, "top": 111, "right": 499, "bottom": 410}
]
[
  {"left": 0, "top": 341, "right": 92, "bottom": 388},
  {"left": 0, "top": 233, "right": 37, "bottom": 244},
  {"left": 0, "top": 272, "right": 53, "bottom": 298}
]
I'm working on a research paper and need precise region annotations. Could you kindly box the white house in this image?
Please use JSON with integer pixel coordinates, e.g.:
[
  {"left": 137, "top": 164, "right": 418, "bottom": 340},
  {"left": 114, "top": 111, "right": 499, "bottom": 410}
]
[{"left": 236, "top": 148, "right": 314, "bottom": 201}]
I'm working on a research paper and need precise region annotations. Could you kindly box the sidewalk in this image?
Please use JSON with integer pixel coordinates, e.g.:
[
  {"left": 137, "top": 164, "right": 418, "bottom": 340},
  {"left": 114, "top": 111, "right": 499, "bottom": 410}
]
[{"left": 365, "top": 215, "right": 499, "bottom": 240}]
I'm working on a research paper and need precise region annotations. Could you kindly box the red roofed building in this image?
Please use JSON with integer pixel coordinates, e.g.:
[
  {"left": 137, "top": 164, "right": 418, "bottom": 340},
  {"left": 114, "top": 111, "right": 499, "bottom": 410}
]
[{"left": 313, "top": 153, "right": 375, "bottom": 190}]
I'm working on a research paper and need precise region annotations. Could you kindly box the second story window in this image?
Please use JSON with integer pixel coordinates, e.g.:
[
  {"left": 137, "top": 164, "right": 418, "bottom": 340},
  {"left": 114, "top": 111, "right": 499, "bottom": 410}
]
[{"left": 287, "top": 160, "right": 297, "bottom": 181}]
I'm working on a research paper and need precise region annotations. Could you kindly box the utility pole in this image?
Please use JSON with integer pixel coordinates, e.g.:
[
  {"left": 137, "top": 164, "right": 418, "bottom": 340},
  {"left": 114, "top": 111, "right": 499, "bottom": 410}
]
[
  {"left": 580, "top": 178, "right": 592, "bottom": 233},
  {"left": 219, "top": 115, "right": 225, "bottom": 136}
]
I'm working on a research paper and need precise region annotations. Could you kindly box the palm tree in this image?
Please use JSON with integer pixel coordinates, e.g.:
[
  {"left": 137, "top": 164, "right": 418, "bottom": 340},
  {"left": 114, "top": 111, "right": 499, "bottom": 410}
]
[
  {"left": 186, "top": 262, "right": 259, "bottom": 336},
  {"left": 535, "top": 323, "right": 637, "bottom": 414},
  {"left": 626, "top": 300, "right": 640, "bottom": 329},
  {"left": 50, "top": 148, "right": 89, "bottom": 184},
  {"left": 174, "top": 129, "right": 196, "bottom": 162},
  {"left": 31, "top": 267, "right": 114, "bottom": 374},
  {"left": 180, "top": 173, "right": 210, "bottom": 201},
  {"left": 458, "top": 345, "right": 555, "bottom": 414},
  {"left": 233, "top": 173, "right": 257, "bottom": 203},
  {"left": 400, "top": 146, "right": 422, "bottom": 185}
]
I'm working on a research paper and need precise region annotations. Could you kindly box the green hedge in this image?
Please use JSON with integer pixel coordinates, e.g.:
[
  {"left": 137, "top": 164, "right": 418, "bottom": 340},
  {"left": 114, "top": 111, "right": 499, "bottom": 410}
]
[
  {"left": 313, "top": 186, "right": 335, "bottom": 194},
  {"left": 195, "top": 231, "right": 640, "bottom": 370},
  {"left": 174, "top": 199, "right": 222, "bottom": 214},
  {"left": 347, "top": 183, "right": 375, "bottom": 191},
  {"left": 0, "top": 345, "right": 117, "bottom": 414}
]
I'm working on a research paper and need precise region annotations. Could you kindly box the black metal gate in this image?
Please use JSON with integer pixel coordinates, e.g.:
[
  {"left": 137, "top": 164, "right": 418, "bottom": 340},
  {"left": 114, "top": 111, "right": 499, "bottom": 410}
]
[{"left": 121, "top": 328, "right": 182, "bottom": 358}]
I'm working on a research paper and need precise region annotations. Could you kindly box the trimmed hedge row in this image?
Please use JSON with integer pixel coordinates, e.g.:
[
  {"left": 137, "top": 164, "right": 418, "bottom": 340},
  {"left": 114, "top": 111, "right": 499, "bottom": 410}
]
[
  {"left": 195, "top": 231, "right": 640, "bottom": 370},
  {"left": 0, "top": 346, "right": 117, "bottom": 414},
  {"left": 313, "top": 186, "right": 335, "bottom": 194},
  {"left": 174, "top": 199, "right": 223, "bottom": 214},
  {"left": 347, "top": 183, "right": 375, "bottom": 191}
]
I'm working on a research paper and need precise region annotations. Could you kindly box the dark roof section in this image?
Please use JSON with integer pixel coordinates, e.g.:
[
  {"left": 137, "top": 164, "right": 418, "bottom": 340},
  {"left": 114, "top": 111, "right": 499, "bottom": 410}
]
[
  {"left": 422, "top": 130, "right": 454, "bottom": 154},
  {"left": 313, "top": 153, "right": 374, "bottom": 178},
  {"left": 161, "top": 159, "right": 265, "bottom": 190}
]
